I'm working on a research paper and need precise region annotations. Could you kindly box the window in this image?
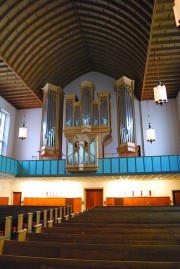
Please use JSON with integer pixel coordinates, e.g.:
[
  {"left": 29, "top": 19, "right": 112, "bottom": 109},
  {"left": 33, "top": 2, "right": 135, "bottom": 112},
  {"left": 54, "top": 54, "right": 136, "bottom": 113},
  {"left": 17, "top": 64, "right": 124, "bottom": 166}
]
[{"left": 0, "top": 108, "right": 9, "bottom": 155}]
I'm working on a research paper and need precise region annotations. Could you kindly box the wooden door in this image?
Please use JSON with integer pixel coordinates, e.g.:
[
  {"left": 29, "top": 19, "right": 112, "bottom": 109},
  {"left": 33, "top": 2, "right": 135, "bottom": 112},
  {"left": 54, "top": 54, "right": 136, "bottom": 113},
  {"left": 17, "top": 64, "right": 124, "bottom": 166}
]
[
  {"left": 85, "top": 189, "right": 103, "bottom": 209},
  {"left": 173, "top": 191, "right": 180, "bottom": 205},
  {"left": 13, "top": 192, "right": 22, "bottom": 205}
]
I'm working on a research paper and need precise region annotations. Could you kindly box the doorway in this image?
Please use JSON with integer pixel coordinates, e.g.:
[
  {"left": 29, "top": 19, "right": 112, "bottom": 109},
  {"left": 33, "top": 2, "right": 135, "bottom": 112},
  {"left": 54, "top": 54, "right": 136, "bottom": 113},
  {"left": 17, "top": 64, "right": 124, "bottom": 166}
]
[
  {"left": 13, "top": 192, "right": 22, "bottom": 205},
  {"left": 85, "top": 188, "right": 103, "bottom": 209},
  {"left": 172, "top": 190, "right": 180, "bottom": 205}
]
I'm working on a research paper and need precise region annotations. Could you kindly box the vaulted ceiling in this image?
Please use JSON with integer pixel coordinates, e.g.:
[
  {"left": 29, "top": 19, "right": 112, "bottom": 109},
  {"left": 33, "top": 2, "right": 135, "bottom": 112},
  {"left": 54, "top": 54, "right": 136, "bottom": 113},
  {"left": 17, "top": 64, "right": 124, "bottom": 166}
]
[{"left": 0, "top": 0, "right": 179, "bottom": 109}]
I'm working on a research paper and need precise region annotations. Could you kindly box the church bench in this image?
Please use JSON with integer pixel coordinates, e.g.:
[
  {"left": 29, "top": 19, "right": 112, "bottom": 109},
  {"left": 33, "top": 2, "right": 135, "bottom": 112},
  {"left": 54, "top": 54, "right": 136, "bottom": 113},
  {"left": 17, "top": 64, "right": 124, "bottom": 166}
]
[
  {"left": 41, "top": 226, "right": 180, "bottom": 235},
  {"left": 3, "top": 240, "right": 180, "bottom": 262},
  {"left": 1, "top": 255, "right": 180, "bottom": 269},
  {"left": 27, "top": 232, "right": 180, "bottom": 245},
  {"left": 0, "top": 206, "right": 67, "bottom": 237},
  {"left": 55, "top": 222, "right": 180, "bottom": 229}
]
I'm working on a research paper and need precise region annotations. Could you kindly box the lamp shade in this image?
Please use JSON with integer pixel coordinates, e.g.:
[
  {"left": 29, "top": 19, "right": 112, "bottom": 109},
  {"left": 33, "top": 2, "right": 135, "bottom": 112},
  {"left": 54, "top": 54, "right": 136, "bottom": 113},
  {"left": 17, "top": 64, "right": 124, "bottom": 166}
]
[
  {"left": 173, "top": 0, "right": 180, "bottom": 28},
  {"left": 19, "top": 123, "right": 27, "bottom": 140},
  {"left": 146, "top": 124, "right": 155, "bottom": 143},
  {"left": 153, "top": 83, "right": 168, "bottom": 105}
]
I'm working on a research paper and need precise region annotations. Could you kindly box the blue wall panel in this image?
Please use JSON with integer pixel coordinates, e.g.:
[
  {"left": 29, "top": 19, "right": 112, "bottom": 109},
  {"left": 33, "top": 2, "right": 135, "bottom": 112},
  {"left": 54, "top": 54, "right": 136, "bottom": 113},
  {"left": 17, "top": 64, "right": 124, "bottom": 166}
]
[
  {"left": 136, "top": 158, "right": 144, "bottom": 173},
  {"left": 6, "top": 158, "right": 11, "bottom": 173},
  {"left": 36, "top": 161, "right": 43, "bottom": 175},
  {"left": 29, "top": 161, "right": 36, "bottom": 175},
  {"left": 20, "top": 161, "right": 30, "bottom": 175},
  {"left": 144, "top": 157, "right": 153, "bottom": 172},
  {"left": 152, "top": 157, "right": 161, "bottom": 172},
  {"left": 119, "top": 158, "right": 127, "bottom": 173},
  {"left": 1, "top": 155, "right": 179, "bottom": 177},
  {"left": 111, "top": 158, "right": 119, "bottom": 173},
  {"left": 58, "top": 160, "right": 65, "bottom": 175},
  {"left": 43, "top": 160, "right": 51, "bottom": 175},
  {"left": 51, "top": 161, "right": 58, "bottom": 175},
  {"left": 169, "top": 156, "right": 178, "bottom": 171},
  {"left": 97, "top": 159, "right": 103, "bottom": 174},
  {"left": 161, "top": 156, "right": 170, "bottom": 172},
  {"left": 103, "top": 159, "right": 111, "bottom": 174},
  {"left": 1, "top": 156, "right": 7, "bottom": 173},
  {"left": 127, "top": 158, "right": 136, "bottom": 173}
]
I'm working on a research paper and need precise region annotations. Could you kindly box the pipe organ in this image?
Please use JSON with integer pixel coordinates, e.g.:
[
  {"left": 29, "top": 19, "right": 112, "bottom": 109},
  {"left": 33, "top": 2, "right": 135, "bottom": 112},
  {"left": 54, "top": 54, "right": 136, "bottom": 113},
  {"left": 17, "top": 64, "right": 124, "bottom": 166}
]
[
  {"left": 114, "top": 76, "right": 138, "bottom": 157},
  {"left": 39, "top": 83, "right": 64, "bottom": 159},
  {"left": 64, "top": 80, "right": 111, "bottom": 172}
]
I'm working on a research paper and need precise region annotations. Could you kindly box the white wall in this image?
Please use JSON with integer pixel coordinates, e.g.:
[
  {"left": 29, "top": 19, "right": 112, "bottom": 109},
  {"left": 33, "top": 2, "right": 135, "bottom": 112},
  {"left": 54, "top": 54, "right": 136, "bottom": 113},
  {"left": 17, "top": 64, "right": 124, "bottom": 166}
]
[
  {"left": 0, "top": 97, "right": 17, "bottom": 158},
  {"left": 1, "top": 177, "right": 180, "bottom": 206},
  {"left": 177, "top": 91, "right": 180, "bottom": 124},
  {"left": 13, "top": 108, "right": 42, "bottom": 160},
  {"left": 141, "top": 99, "right": 180, "bottom": 156}
]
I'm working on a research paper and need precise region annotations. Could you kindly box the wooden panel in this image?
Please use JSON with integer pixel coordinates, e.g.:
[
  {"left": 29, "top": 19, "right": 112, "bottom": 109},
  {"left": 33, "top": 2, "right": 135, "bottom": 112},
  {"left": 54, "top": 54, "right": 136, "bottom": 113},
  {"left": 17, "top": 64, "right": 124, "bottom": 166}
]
[
  {"left": 106, "top": 198, "right": 123, "bottom": 206},
  {"left": 173, "top": 191, "right": 180, "bottom": 205},
  {"left": 13, "top": 192, "right": 21, "bottom": 205},
  {"left": 66, "top": 198, "right": 82, "bottom": 213},
  {"left": 23, "top": 197, "right": 65, "bottom": 206},
  {"left": 0, "top": 197, "right": 9, "bottom": 205},
  {"left": 106, "top": 197, "right": 170, "bottom": 206},
  {"left": 86, "top": 189, "right": 103, "bottom": 209}
]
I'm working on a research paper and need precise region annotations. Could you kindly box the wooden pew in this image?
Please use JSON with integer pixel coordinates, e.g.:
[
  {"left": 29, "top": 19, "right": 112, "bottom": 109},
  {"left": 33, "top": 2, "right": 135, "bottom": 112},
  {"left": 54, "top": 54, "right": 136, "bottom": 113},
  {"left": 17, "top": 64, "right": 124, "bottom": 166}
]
[
  {"left": 27, "top": 232, "right": 180, "bottom": 245},
  {"left": 41, "top": 226, "right": 180, "bottom": 235},
  {"left": 3, "top": 240, "right": 180, "bottom": 262},
  {"left": 1, "top": 255, "right": 180, "bottom": 269}
]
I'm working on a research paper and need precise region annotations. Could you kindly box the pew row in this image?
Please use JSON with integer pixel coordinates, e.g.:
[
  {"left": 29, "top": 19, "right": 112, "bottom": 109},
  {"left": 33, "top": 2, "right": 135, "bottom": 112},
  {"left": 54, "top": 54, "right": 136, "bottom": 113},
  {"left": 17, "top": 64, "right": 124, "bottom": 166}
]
[
  {"left": 27, "top": 232, "right": 180, "bottom": 245},
  {"left": 1, "top": 255, "right": 180, "bottom": 269},
  {"left": 3, "top": 240, "right": 180, "bottom": 262}
]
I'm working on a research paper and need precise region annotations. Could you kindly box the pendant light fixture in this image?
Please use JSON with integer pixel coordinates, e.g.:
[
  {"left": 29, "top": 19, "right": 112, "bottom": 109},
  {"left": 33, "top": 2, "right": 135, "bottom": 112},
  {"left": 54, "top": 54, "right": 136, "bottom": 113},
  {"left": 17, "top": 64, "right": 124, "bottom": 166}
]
[
  {"left": 153, "top": 44, "right": 168, "bottom": 106},
  {"left": 173, "top": 0, "right": 180, "bottom": 29},
  {"left": 19, "top": 89, "right": 27, "bottom": 140},
  {"left": 146, "top": 100, "right": 155, "bottom": 143}
]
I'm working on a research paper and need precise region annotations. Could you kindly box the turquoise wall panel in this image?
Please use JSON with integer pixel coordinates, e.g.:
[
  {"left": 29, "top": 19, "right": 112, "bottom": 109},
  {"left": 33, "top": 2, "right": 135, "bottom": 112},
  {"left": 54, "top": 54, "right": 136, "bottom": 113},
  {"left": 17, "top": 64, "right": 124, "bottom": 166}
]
[
  {"left": 119, "top": 158, "right": 127, "bottom": 173},
  {"left": 152, "top": 157, "right": 161, "bottom": 172},
  {"left": 136, "top": 158, "right": 144, "bottom": 172},
  {"left": 97, "top": 159, "right": 103, "bottom": 174},
  {"left": 103, "top": 159, "right": 111, "bottom": 173},
  {"left": 178, "top": 156, "right": 180, "bottom": 170},
  {"left": 144, "top": 157, "right": 153, "bottom": 172},
  {"left": 111, "top": 158, "right": 119, "bottom": 173},
  {"left": 29, "top": 161, "right": 36, "bottom": 175},
  {"left": 36, "top": 161, "right": 43, "bottom": 175},
  {"left": 20, "top": 160, "right": 30, "bottom": 175},
  {"left": 6, "top": 158, "right": 11, "bottom": 173},
  {"left": 43, "top": 160, "right": 51, "bottom": 175},
  {"left": 161, "top": 156, "right": 170, "bottom": 172},
  {"left": 127, "top": 158, "right": 136, "bottom": 173},
  {"left": 51, "top": 161, "right": 58, "bottom": 175},
  {"left": 169, "top": 156, "right": 178, "bottom": 171},
  {"left": 0, "top": 156, "right": 2, "bottom": 171},
  {"left": 1, "top": 156, "right": 7, "bottom": 173},
  {"left": 58, "top": 160, "right": 65, "bottom": 175}
]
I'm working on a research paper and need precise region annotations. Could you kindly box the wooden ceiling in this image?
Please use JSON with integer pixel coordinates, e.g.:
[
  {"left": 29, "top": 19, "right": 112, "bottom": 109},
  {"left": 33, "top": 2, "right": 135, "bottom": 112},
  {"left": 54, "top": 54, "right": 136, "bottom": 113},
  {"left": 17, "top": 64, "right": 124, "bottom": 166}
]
[{"left": 0, "top": 0, "right": 179, "bottom": 109}]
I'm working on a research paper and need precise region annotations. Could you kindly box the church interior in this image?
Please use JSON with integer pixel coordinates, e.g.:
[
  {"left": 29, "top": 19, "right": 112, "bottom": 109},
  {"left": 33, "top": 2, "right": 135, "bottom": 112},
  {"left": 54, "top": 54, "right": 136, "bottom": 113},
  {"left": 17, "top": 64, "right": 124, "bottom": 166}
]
[
  {"left": 0, "top": 1, "right": 180, "bottom": 268},
  {"left": 0, "top": 0, "right": 180, "bottom": 211}
]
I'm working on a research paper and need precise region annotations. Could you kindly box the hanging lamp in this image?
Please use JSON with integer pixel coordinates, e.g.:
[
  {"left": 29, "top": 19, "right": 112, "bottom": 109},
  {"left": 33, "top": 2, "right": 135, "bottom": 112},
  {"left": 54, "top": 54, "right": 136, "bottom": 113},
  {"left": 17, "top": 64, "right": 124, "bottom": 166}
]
[
  {"left": 146, "top": 100, "right": 155, "bottom": 143},
  {"left": 19, "top": 90, "right": 27, "bottom": 140},
  {"left": 153, "top": 44, "right": 168, "bottom": 106}
]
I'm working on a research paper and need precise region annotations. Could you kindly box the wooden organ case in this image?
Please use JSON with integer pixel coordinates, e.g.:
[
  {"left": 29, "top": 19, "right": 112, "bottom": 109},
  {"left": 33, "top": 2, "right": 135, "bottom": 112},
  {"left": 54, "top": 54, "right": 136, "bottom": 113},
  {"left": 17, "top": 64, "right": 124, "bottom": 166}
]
[
  {"left": 39, "top": 83, "right": 64, "bottom": 159},
  {"left": 114, "top": 76, "right": 138, "bottom": 157},
  {"left": 64, "top": 80, "right": 111, "bottom": 172}
]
